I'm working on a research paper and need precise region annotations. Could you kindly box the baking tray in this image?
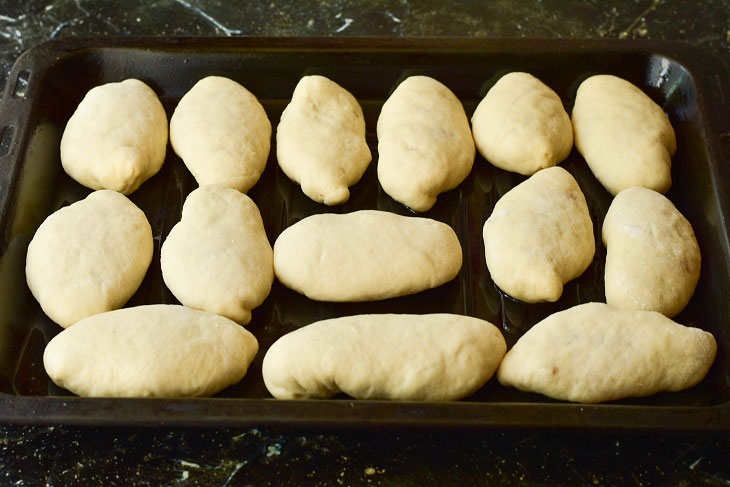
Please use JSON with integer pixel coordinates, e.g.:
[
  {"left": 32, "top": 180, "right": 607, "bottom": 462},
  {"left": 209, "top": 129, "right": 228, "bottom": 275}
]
[{"left": 0, "top": 37, "right": 729, "bottom": 430}]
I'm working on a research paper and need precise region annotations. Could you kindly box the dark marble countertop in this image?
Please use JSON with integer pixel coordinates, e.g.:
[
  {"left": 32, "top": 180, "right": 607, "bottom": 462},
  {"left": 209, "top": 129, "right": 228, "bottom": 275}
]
[{"left": 2, "top": 1, "right": 730, "bottom": 485}]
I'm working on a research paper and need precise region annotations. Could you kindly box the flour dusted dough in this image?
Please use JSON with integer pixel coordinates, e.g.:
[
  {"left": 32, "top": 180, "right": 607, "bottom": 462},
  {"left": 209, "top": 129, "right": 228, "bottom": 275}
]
[
  {"left": 273, "top": 210, "right": 462, "bottom": 301},
  {"left": 483, "top": 166, "right": 594, "bottom": 302},
  {"left": 161, "top": 186, "right": 274, "bottom": 324},
  {"left": 471, "top": 72, "right": 573, "bottom": 175},
  {"left": 277, "top": 76, "right": 371, "bottom": 205},
  {"left": 377, "top": 76, "right": 475, "bottom": 212},
  {"left": 60, "top": 79, "right": 168, "bottom": 195},
  {"left": 43, "top": 305, "right": 259, "bottom": 397},
  {"left": 603, "top": 186, "right": 700, "bottom": 317},
  {"left": 170, "top": 76, "right": 271, "bottom": 192},
  {"left": 572, "top": 74, "right": 676, "bottom": 195},
  {"left": 25, "top": 190, "right": 153, "bottom": 328},
  {"left": 497, "top": 303, "right": 716, "bottom": 403},
  {"left": 262, "top": 313, "right": 506, "bottom": 400}
]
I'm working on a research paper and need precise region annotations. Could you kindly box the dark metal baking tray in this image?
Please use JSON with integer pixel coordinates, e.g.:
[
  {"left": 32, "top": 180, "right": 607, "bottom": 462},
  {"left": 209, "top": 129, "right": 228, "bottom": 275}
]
[{"left": 0, "top": 37, "right": 728, "bottom": 430}]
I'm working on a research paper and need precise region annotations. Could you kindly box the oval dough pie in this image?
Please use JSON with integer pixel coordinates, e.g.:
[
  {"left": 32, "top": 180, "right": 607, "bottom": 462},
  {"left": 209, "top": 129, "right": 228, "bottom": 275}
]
[
  {"left": 277, "top": 75, "right": 371, "bottom": 205},
  {"left": 60, "top": 79, "right": 168, "bottom": 195},
  {"left": 603, "top": 186, "right": 700, "bottom": 317},
  {"left": 377, "top": 76, "right": 475, "bottom": 212},
  {"left": 25, "top": 190, "right": 153, "bottom": 328},
  {"left": 170, "top": 76, "right": 271, "bottom": 193},
  {"left": 572, "top": 74, "right": 676, "bottom": 195},
  {"left": 472, "top": 72, "right": 573, "bottom": 175},
  {"left": 161, "top": 186, "right": 274, "bottom": 324},
  {"left": 483, "top": 166, "right": 594, "bottom": 302}
]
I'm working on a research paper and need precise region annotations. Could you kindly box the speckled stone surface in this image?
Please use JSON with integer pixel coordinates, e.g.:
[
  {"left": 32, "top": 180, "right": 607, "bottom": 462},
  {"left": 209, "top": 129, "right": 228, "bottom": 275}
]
[
  {"left": 1, "top": 1, "right": 730, "bottom": 485},
  {"left": 3, "top": 426, "right": 730, "bottom": 485}
]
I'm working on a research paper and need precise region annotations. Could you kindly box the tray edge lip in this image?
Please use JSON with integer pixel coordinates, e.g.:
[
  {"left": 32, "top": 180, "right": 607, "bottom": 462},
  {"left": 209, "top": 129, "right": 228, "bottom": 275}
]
[
  {"left": 0, "top": 394, "right": 729, "bottom": 431},
  {"left": 6, "top": 35, "right": 722, "bottom": 55}
]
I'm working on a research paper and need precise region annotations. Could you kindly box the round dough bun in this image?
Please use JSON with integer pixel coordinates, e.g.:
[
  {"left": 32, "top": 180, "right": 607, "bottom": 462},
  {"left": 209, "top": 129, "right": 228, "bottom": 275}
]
[
  {"left": 60, "top": 79, "right": 168, "bottom": 195},
  {"left": 25, "top": 190, "right": 153, "bottom": 328},
  {"left": 277, "top": 75, "right": 371, "bottom": 205},
  {"left": 603, "top": 186, "right": 700, "bottom": 317},
  {"left": 377, "top": 76, "right": 475, "bottom": 212},
  {"left": 471, "top": 72, "right": 573, "bottom": 175},
  {"left": 263, "top": 313, "right": 506, "bottom": 401},
  {"left": 43, "top": 305, "right": 259, "bottom": 398},
  {"left": 161, "top": 185, "right": 274, "bottom": 324},
  {"left": 170, "top": 76, "right": 271, "bottom": 193}
]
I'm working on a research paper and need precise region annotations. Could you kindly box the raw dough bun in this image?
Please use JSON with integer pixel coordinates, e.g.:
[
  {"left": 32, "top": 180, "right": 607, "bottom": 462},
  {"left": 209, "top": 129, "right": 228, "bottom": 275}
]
[
  {"left": 603, "top": 186, "right": 700, "bottom": 317},
  {"left": 471, "top": 72, "right": 573, "bottom": 175},
  {"left": 276, "top": 75, "right": 371, "bottom": 205},
  {"left": 25, "top": 190, "right": 153, "bottom": 328},
  {"left": 170, "top": 76, "right": 271, "bottom": 192},
  {"left": 263, "top": 313, "right": 506, "bottom": 400},
  {"left": 377, "top": 76, "right": 475, "bottom": 212},
  {"left": 483, "top": 166, "right": 594, "bottom": 302},
  {"left": 60, "top": 79, "right": 168, "bottom": 195},
  {"left": 43, "top": 305, "right": 258, "bottom": 397},
  {"left": 497, "top": 302, "right": 716, "bottom": 403},
  {"left": 161, "top": 186, "right": 274, "bottom": 324},
  {"left": 273, "top": 210, "right": 462, "bottom": 301},
  {"left": 572, "top": 74, "right": 676, "bottom": 195}
]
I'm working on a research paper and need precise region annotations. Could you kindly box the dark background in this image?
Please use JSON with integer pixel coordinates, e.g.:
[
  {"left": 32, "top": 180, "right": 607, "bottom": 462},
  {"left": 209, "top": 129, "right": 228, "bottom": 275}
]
[{"left": 1, "top": 1, "right": 730, "bottom": 485}]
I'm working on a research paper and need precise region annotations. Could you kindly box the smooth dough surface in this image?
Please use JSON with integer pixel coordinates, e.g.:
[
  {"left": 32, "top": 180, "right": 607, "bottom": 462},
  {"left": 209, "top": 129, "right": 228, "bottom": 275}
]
[
  {"left": 25, "top": 190, "right": 153, "bottom": 328},
  {"left": 377, "top": 76, "right": 475, "bottom": 212},
  {"left": 263, "top": 313, "right": 506, "bottom": 400},
  {"left": 572, "top": 74, "right": 676, "bottom": 195},
  {"left": 60, "top": 79, "right": 168, "bottom": 195},
  {"left": 273, "top": 210, "right": 462, "bottom": 301},
  {"left": 161, "top": 186, "right": 274, "bottom": 324},
  {"left": 603, "top": 186, "right": 700, "bottom": 317},
  {"left": 483, "top": 166, "right": 594, "bottom": 302},
  {"left": 471, "top": 72, "right": 573, "bottom": 175},
  {"left": 170, "top": 76, "right": 271, "bottom": 192},
  {"left": 276, "top": 75, "right": 371, "bottom": 205},
  {"left": 43, "top": 305, "right": 259, "bottom": 397},
  {"left": 497, "top": 302, "right": 716, "bottom": 403}
]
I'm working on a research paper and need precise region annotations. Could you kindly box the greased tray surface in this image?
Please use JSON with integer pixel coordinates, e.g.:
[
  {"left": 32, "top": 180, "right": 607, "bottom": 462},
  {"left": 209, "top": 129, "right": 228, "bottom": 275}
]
[{"left": 0, "top": 37, "right": 729, "bottom": 430}]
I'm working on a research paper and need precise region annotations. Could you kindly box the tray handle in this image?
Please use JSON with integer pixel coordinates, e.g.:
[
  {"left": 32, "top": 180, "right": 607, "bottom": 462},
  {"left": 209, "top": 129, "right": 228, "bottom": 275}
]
[{"left": 0, "top": 61, "right": 38, "bottom": 234}]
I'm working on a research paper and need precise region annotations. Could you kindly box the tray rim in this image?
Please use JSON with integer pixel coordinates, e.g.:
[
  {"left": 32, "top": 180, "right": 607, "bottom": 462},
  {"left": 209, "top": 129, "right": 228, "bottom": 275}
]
[
  {"left": 1, "top": 36, "right": 729, "bottom": 430},
  {"left": 0, "top": 394, "right": 729, "bottom": 431}
]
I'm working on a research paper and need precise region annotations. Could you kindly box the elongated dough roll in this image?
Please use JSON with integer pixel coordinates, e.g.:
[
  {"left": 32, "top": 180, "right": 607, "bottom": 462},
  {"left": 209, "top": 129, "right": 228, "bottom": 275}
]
[
  {"left": 497, "top": 303, "right": 716, "bottom": 403},
  {"left": 377, "top": 76, "right": 475, "bottom": 212},
  {"left": 43, "top": 305, "right": 259, "bottom": 398},
  {"left": 603, "top": 186, "right": 700, "bottom": 317},
  {"left": 471, "top": 72, "right": 573, "bottom": 175},
  {"left": 277, "top": 75, "right": 371, "bottom": 205},
  {"left": 170, "top": 76, "right": 271, "bottom": 192},
  {"left": 61, "top": 79, "right": 168, "bottom": 195},
  {"left": 273, "top": 210, "right": 462, "bottom": 301},
  {"left": 161, "top": 186, "right": 274, "bottom": 324},
  {"left": 572, "top": 74, "right": 676, "bottom": 195},
  {"left": 263, "top": 313, "right": 506, "bottom": 400}
]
